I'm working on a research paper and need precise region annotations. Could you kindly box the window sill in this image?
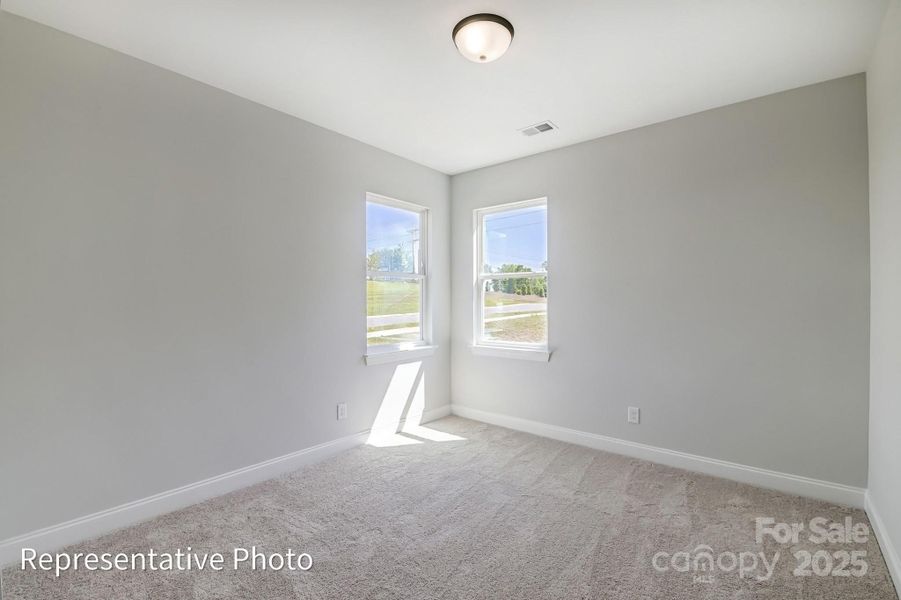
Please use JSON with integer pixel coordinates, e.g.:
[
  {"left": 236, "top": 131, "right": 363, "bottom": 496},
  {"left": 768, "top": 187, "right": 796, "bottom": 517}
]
[
  {"left": 365, "top": 345, "right": 437, "bottom": 366},
  {"left": 471, "top": 345, "right": 551, "bottom": 362}
]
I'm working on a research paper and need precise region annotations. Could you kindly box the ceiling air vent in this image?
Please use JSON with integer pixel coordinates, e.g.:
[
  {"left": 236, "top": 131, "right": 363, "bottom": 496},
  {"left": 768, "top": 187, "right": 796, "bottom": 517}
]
[{"left": 519, "top": 121, "right": 557, "bottom": 136}]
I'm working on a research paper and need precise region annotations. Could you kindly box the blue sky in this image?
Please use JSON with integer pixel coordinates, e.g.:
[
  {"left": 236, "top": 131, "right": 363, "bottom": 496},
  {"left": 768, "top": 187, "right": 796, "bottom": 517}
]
[
  {"left": 367, "top": 202, "right": 419, "bottom": 254},
  {"left": 367, "top": 201, "right": 547, "bottom": 272},
  {"left": 484, "top": 205, "right": 547, "bottom": 271}
]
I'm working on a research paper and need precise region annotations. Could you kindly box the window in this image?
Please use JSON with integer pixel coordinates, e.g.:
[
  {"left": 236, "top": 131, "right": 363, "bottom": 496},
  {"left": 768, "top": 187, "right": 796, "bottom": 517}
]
[
  {"left": 366, "top": 193, "right": 430, "bottom": 356},
  {"left": 474, "top": 198, "right": 548, "bottom": 356}
]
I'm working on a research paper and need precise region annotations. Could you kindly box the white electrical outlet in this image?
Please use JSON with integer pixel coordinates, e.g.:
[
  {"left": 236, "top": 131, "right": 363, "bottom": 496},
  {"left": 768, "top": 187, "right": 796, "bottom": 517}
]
[
  {"left": 627, "top": 407, "right": 640, "bottom": 424},
  {"left": 337, "top": 403, "right": 348, "bottom": 420}
]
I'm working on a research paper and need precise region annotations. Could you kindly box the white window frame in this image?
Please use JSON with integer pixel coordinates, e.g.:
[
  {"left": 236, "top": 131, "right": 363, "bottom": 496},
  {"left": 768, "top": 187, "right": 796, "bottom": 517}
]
[
  {"left": 473, "top": 197, "right": 550, "bottom": 361},
  {"left": 364, "top": 192, "right": 435, "bottom": 365}
]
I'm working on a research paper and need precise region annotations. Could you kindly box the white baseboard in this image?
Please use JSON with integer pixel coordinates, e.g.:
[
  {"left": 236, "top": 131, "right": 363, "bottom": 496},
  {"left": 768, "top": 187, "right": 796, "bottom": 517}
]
[
  {"left": 422, "top": 404, "right": 452, "bottom": 421},
  {"left": 0, "top": 431, "right": 367, "bottom": 567},
  {"left": 0, "top": 404, "right": 452, "bottom": 567},
  {"left": 451, "top": 404, "right": 866, "bottom": 509},
  {"left": 865, "top": 491, "right": 901, "bottom": 594}
]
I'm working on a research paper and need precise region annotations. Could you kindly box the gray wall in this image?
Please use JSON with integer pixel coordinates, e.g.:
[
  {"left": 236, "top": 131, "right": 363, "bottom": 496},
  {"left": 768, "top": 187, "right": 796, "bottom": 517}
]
[
  {"left": 451, "top": 75, "right": 870, "bottom": 487},
  {"left": 0, "top": 12, "right": 450, "bottom": 540},
  {"left": 868, "top": 0, "right": 901, "bottom": 565}
]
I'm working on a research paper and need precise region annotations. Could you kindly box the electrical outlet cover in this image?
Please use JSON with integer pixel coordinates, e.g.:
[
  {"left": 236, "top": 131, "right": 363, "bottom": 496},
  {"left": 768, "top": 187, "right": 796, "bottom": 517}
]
[{"left": 628, "top": 407, "right": 640, "bottom": 424}]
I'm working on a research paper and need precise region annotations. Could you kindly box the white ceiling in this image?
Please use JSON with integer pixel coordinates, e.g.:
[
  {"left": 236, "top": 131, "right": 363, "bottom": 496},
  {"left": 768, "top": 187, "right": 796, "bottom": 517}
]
[{"left": 3, "top": 0, "right": 889, "bottom": 174}]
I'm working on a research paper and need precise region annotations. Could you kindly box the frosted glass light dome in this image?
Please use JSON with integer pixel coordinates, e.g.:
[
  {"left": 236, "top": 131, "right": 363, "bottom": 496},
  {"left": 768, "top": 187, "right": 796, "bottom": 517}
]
[{"left": 453, "top": 14, "right": 514, "bottom": 63}]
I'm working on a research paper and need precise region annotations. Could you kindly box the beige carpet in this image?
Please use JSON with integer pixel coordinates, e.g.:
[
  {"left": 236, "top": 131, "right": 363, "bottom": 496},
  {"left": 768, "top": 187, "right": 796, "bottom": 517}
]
[{"left": 3, "top": 417, "right": 897, "bottom": 599}]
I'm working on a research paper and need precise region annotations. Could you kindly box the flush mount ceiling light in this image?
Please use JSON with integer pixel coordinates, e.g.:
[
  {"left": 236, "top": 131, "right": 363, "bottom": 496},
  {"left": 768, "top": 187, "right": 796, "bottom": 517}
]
[{"left": 452, "top": 14, "right": 514, "bottom": 63}]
